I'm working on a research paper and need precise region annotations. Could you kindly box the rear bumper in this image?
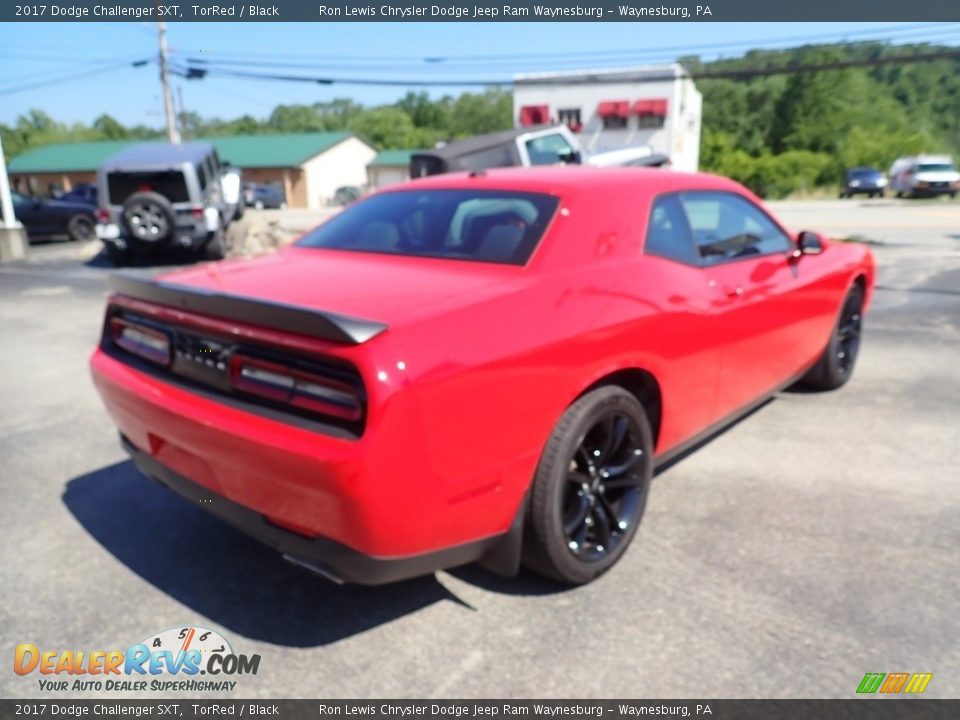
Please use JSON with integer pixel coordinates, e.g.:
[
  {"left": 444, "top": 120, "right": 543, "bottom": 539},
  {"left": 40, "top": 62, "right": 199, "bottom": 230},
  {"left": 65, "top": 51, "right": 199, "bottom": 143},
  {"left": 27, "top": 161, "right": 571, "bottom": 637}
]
[
  {"left": 90, "top": 348, "right": 527, "bottom": 581},
  {"left": 122, "top": 435, "right": 501, "bottom": 585}
]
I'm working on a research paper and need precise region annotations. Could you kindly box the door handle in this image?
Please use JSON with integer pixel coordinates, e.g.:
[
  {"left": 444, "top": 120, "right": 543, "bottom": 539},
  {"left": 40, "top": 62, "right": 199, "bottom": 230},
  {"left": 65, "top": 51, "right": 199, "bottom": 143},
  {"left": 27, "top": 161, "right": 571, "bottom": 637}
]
[{"left": 724, "top": 286, "right": 744, "bottom": 298}]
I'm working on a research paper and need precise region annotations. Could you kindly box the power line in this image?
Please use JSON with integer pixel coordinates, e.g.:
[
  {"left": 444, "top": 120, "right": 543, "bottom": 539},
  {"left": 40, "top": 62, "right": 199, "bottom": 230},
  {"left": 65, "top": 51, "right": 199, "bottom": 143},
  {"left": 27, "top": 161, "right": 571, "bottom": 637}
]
[
  {"left": 170, "top": 47, "right": 960, "bottom": 88},
  {"left": 178, "top": 28, "right": 960, "bottom": 76},
  {"left": 0, "top": 60, "right": 150, "bottom": 96},
  {"left": 173, "top": 22, "right": 957, "bottom": 66}
]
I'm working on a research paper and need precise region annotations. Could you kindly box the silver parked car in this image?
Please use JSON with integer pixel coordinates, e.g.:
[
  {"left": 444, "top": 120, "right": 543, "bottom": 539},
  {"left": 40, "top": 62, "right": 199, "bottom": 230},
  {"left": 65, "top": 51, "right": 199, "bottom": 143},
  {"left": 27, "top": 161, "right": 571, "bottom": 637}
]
[
  {"left": 95, "top": 142, "right": 243, "bottom": 264},
  {"left": 888, "top": 155, "right": 960, "bottom": 199}
]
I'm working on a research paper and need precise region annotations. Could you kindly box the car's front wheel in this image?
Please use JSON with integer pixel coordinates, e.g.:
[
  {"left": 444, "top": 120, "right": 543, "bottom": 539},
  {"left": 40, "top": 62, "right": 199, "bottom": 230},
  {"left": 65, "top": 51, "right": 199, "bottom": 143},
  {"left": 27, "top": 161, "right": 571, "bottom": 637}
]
[
  {"left": 524, "top": 386, "right": 653, "bottom": 585},
  {"left": 802, "top": 284, "right": 865, "bottom": 390}
]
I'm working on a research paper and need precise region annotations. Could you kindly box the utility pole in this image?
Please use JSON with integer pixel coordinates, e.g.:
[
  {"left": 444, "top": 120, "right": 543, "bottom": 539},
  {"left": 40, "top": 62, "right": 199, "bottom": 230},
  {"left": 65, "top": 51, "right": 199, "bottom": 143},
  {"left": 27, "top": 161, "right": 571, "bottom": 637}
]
[
  {"left": 177, "top": 85, "right": 188, "bottom": 141},
  {"left": 157, "top": 19, "right": 180, "bottom": 144}
]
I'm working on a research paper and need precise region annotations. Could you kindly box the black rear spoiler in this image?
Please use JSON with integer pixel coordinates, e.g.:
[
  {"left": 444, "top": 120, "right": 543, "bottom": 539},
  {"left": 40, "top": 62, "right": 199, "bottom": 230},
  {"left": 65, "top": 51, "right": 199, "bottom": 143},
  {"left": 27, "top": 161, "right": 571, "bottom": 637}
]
[{"left": 109, "top": 272, "right": 388, "bottom": 345}]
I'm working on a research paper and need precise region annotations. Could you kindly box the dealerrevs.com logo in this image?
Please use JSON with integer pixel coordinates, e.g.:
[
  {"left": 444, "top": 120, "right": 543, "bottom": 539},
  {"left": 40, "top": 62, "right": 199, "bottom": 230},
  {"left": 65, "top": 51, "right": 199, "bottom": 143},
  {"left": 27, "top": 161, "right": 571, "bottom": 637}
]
[{"left": 14, "top": 626, "right": 261, "bottom": 693}]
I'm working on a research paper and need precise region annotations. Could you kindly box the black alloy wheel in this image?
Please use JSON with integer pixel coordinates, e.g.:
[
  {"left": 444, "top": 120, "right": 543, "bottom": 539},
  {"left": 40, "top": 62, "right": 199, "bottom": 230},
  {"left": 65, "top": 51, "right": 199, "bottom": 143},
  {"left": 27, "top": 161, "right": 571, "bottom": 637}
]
[
  {"left": 524, "top": 386, "right": 654, "bottom": 584},
  {"left": 835, "top": 292, "right": 863, "bottom": 378},
  {"left": 563, "top": 413, "right": 648, "bottom": 562},
  {"left": 802, "top": 284, "right": 865, "bottom": 390}
]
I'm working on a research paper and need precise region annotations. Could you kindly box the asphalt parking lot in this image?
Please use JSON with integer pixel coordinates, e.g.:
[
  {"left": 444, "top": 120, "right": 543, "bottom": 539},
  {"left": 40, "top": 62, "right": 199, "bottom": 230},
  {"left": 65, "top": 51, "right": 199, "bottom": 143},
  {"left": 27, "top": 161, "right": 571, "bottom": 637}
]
[{"left": 1, "top": 199, "right": 958, "bottom": 699}]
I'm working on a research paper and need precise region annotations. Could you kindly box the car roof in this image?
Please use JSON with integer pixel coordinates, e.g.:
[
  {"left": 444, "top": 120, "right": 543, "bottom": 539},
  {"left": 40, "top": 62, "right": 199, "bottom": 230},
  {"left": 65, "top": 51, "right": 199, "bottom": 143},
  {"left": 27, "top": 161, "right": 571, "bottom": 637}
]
[
  {"left": 100, "top": 141, "right": 215, "bottom": 170},
  {"left": 381, "top": 165, "right": 746, "bottom": 197},
  {"left": 417, "top": 126, "right": 559, "bottom": 161}
]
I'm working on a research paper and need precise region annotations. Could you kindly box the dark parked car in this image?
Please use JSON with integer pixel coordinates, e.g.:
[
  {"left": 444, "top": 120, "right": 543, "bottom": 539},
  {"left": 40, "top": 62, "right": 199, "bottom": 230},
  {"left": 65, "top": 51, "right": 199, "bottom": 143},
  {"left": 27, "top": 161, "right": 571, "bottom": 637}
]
[
  {"left": 840, "top": 167, "right": 887, "bottom": 198},
  {"left": 11, "top": 190, "right": 97, "bottom": 242},
  {"left": 243, "top": 182, "right": 286, "bottom": 210},
  {"left": 57, "top": 183, "right": 98, "bottom": 205}
]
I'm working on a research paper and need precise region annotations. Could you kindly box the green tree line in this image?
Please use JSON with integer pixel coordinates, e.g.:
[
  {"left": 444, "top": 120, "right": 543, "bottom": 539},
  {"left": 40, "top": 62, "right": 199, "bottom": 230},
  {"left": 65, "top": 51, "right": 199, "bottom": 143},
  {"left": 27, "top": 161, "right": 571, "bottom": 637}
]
[{"left": 4, "top": 41, "right": 959, "bottom": 198}]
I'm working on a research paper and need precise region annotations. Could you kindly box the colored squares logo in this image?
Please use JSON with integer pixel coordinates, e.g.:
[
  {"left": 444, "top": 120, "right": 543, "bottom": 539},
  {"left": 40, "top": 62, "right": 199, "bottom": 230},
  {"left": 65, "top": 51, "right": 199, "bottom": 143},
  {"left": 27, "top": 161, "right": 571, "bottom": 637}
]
[{"left": 856, "top": 672, "right": 933, "bottom": 694}]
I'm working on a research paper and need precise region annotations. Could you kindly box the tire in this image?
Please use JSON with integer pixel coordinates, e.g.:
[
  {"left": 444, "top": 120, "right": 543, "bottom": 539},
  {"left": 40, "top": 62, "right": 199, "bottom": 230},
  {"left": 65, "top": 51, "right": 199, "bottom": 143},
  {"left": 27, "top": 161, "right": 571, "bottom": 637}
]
[
  {"left": 66, "top": 214, "right": 96, "bottom": 242},
  {"left": 802, "top": 285, "right": 865, "bottom": 391},
  {"left": 121, "top": 191, "right": 176, "bottom": 243},
  {"left": 950, "top": 192, "right": 957, "bottom": 200},
  {"left": 202, "top": 228, "right": 227, "bottom": 261},
  {"left": 523, "top": 386, "right": 654, "bottom": 585}
]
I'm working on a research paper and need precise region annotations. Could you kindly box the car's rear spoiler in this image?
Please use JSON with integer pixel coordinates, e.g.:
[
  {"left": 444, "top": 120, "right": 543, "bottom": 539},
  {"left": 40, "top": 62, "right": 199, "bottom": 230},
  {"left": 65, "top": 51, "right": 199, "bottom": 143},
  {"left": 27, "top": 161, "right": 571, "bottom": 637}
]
[{"left": 109, "top": 272, "right": 388, "bottom": 345}]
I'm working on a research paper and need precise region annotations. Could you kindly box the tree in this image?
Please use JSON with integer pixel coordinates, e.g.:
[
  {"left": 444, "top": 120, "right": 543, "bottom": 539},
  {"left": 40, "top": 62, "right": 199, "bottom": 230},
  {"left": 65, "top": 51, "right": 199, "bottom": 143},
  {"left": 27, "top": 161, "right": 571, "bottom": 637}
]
[
  {"left": 349, "top": 107, "right": 417, "bottom": 149},
  {"left": 92, "top": 114, "right": 128, "bottom": 140}
]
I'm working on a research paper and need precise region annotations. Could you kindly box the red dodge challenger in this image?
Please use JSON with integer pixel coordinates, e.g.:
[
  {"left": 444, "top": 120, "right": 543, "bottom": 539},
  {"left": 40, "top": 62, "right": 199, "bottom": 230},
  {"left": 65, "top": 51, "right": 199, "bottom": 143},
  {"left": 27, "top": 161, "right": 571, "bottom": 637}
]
[{"left": 90, "top": 167, "right": 875, "bottom": 585}]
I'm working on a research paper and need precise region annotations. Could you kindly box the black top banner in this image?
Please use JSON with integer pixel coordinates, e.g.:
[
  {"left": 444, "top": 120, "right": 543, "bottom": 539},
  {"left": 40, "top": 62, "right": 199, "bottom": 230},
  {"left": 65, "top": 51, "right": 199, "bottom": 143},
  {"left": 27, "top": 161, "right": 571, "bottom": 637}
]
[{"left": 3, "top": 0, "right": 960, "bottom": 22}]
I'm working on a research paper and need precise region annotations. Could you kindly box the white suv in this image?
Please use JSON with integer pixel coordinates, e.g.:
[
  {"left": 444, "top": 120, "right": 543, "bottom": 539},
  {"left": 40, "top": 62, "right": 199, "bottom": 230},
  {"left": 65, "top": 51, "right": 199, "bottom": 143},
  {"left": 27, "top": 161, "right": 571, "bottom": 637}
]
[{"left": 888, "top": 155, "right": 959, "bottom": 199}]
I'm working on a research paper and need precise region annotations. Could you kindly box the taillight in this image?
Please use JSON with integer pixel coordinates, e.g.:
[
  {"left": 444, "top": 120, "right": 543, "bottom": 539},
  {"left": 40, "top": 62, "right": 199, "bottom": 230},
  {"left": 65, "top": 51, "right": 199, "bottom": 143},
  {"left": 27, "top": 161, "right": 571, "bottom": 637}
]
[
  {"left": 191, "top": 206, "right": 204, "bottom": 219},
  {"left": 96, "top": 208, "right": 110, "bottom": 223},
  {"left": 110, "top": 317, "right": 171, "bottom": 366},
  {"left": 229, "top": 355, "right": 363, "bottom": 422}
]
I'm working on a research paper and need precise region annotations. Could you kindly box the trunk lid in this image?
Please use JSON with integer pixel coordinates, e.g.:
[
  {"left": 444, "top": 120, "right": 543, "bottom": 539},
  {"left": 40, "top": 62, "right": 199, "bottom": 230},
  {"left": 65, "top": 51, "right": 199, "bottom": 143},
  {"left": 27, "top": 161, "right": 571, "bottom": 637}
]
[{"left": 153, "top": 246, "right": 523, "bottom": 334}]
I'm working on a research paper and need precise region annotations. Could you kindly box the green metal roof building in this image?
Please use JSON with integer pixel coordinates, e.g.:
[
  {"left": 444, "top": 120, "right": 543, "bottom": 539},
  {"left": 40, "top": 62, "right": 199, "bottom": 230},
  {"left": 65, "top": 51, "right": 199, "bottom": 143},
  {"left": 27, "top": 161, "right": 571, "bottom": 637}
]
[
  {"left": 367, "top": 149, "right": 420, "bottom": 189},
  {"left": 8, "top": 132, "right": 377, "bottom": 209}
]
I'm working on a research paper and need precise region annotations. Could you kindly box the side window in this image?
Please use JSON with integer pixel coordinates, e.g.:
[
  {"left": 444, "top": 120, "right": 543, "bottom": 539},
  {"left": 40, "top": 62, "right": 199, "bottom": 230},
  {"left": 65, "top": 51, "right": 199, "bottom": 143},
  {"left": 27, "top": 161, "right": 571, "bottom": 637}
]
[
  {"left": 679, "top": 192, "right": 792, "bottom": 264},
  {"left": 196, "top": 160, "right": 209, "bottom": 191},
  {"left": 644, "top": 195, "right": 699, "bottom": 265},
  {"left": 524, "top": 133, "right": 575, "bottom": 166}
]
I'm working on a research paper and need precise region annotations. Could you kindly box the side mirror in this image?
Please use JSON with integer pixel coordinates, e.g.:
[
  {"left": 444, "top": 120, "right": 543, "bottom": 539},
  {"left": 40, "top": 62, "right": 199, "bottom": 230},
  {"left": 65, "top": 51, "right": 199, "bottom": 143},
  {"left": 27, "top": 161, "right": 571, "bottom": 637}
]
[
  {"left": 793, "top": 230, "right": 825, "bottom": 259},
  {"left": 558, "top": 150, "right": 582, "bottom": 165}
]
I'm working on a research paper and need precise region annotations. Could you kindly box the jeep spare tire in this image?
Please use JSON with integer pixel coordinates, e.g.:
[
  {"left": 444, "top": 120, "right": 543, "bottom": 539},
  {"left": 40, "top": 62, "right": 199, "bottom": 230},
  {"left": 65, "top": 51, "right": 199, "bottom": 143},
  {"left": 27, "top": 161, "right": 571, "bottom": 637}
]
[{"left": 121, "top": 191, "right": 176, "bottom": 243}]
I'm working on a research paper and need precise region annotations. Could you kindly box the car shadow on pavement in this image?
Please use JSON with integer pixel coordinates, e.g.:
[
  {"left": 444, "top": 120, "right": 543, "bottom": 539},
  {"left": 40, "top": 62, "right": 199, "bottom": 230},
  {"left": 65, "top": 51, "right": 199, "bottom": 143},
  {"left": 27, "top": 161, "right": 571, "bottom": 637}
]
[
  {"left": 62, "top": 460, "right": 474, "bottom": 647},
  {"left": 85, "top": 248, "right": 198, "bottom": 269}
]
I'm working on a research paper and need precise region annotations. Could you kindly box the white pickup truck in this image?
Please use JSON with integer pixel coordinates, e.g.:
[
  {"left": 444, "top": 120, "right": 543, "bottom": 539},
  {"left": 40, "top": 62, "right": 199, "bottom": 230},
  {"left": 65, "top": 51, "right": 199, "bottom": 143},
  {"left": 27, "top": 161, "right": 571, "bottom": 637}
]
[{"left": 410, "top": 125, "right": 667, "bottom": 178}]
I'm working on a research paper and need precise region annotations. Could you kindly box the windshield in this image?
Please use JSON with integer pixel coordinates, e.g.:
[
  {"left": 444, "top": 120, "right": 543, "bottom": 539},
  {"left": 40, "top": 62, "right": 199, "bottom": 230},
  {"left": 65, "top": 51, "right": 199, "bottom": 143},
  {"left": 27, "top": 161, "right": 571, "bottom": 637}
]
[
  {"left": 917, "top": 163, "right": 956, "bottom": 173},
  {"left": 849, "top": 169, "right": 880, "bottom": 178},
  {"left": 296, "top": 189, "right": 559, "bottom": 266}
]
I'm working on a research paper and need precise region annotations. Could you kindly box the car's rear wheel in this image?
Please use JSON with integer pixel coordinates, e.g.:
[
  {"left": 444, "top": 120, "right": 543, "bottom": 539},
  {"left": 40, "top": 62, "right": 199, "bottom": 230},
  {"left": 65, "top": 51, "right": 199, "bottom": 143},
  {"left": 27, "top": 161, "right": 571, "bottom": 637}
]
[
  {"left": 66, "top": 214, "right": 96, "bottom": 242},
  {"left": 524, "top": 386, "right": 653, "bottom": 585},
  {"left": 802, "top": 285, "right": 865, "bottom": 390}
]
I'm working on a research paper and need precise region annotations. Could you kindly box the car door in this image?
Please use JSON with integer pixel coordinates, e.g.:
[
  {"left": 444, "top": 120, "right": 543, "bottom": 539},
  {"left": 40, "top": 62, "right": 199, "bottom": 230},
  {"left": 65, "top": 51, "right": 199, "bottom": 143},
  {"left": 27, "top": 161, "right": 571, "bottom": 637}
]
[
  {"left": 676, "top": 191, "right": 816, "bottom": 417},
  {"left": 640, "top": 194, "right": 723, "bottom": 449},
  {"left": 11, "top": 191, "right": 50, "bottom": 234}
]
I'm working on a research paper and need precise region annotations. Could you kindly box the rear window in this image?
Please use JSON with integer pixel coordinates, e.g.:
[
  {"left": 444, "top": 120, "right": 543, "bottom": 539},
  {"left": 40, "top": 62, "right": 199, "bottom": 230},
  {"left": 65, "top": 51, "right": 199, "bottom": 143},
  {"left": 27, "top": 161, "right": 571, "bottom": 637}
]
[
  {"left": 296, "top": 189, "right": 559, "bottom": 265},
  {"left": 107, "top": 171, "right": 190, "bottom": 205}
]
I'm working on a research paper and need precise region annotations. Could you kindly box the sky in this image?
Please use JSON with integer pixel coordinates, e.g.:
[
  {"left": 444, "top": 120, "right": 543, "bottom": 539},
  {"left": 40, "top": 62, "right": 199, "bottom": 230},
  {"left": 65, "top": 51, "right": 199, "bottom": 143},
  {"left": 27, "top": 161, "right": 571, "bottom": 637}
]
[{"left": 2, "top": 21, "right": 959, "bottom": 129}]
